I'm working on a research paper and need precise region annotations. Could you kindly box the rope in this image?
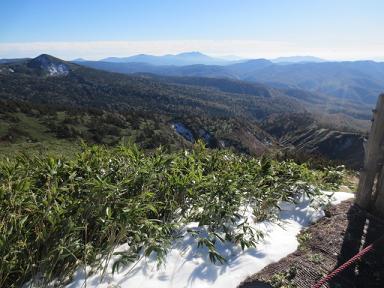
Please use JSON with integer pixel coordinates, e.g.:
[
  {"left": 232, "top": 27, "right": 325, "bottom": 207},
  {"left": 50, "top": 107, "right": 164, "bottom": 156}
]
[{"left": 311, "top": 233, "right": 384, "bottom": 288}]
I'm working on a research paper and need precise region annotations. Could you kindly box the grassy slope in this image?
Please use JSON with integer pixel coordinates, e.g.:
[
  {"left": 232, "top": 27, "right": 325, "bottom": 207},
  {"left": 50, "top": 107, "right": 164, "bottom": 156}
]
[{"left": 0, "top": 113, "right": 78, "bottom": 158}]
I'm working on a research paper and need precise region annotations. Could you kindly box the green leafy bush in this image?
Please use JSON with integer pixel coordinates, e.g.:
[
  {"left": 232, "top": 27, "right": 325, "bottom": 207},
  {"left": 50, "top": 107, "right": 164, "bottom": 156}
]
[{"left": 0, "top": 142, "right": 342, "bottom": 287}]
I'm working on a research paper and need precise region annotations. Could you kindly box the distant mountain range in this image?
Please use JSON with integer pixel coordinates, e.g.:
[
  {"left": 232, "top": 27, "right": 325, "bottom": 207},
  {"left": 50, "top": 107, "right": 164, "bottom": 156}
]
[
  {"left": 0, "top": 54, "right": 305, "bottom": 120},
  {"left": 96, "top": 52, "right": 326, "bottom": 66},
  {"left": 74, "top": 56, "right": 384, "bottom": 105},
  {"left": 271, "top": 56, "right": 325, "bottom": 63},
  {"left": 99, "top": 52, "right": 239, "bottom": 66}
]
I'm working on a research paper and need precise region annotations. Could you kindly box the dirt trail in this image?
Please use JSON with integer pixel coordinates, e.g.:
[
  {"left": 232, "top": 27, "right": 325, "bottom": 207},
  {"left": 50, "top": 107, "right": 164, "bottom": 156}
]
[{"left": 238, "top": 199, "right": 384, "bottom": 288}]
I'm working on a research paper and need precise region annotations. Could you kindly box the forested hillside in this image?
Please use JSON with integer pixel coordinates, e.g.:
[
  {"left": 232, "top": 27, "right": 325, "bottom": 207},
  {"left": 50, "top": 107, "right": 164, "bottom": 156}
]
[
  {"left": 0, "top": 55, "right": 306, "bottom": 121},
  {"left": 0, "top": 99, "right": 278, "bottom": 159},
  {"left": 0, "top": 55, "right": 367, "bottom": 167}
]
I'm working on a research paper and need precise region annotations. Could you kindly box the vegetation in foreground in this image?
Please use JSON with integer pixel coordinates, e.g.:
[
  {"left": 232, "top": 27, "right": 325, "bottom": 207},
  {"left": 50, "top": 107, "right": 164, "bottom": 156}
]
[{"left": 0, "top": 142, "right": 345, "bottom": 287}]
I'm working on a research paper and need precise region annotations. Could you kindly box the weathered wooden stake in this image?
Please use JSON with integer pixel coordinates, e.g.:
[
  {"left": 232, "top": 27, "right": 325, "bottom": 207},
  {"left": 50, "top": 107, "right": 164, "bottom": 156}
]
[
  {"left": 355, "top": 94, "right": 384, "bottom": 210},
  {"left": 373, "top": 165, "right": 384, "bottom": 217}
]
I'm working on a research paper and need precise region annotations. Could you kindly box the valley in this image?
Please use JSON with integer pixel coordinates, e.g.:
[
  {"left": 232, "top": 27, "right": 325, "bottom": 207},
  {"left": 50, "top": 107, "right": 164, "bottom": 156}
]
[{"left": 0, "top": 54, "right": 373, "bottom": 168}]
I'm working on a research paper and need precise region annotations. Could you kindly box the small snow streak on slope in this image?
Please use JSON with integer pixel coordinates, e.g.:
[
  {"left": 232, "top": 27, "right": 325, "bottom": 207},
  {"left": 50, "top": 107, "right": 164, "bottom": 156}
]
[{"left": 172, "top": 122, "right": 195, "bottom": 142}]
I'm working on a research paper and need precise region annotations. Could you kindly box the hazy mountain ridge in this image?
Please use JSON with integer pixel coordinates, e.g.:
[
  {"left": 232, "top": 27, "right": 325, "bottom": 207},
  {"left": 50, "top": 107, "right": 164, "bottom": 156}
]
[
  {"left": 271, "top": 56, "right": 325, "bottom": 63},
  {"left": 100, "top": 51, "right": 240, "bottom": 66},
  {"left": 75, "top": 57, "right": 384, "bottom": 106},
  {"left": 95, "top": 52, "right": 327, "bottom": 66}
]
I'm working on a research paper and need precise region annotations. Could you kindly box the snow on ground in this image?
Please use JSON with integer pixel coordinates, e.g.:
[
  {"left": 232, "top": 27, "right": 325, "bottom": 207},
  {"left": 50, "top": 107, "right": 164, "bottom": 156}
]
[
  {"left": 67, "top": 192, "right": 353, "bottom": 288},
  {"left": 171, "top": 122, "right": 195, "bottom": 142},
  {"left": 47, "top": 63, "right": 69, "bottom": 76}
]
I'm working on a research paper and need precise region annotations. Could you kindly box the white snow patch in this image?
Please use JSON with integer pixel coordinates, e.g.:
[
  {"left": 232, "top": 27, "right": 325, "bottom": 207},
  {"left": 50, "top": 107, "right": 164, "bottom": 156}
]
[
  {"left": 47, "top": 63, "right": 69, "bottom": 76},
  {"left": 66, "top": 192, "right": 353, "bottom": 288}
]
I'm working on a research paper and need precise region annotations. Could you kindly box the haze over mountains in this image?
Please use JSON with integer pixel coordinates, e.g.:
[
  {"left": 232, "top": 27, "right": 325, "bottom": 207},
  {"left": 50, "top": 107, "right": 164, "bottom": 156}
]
[
  {"left": 271, "top": 56, "right": 325, "bottom": 63},
  {"left": 100, "top": 51, "right": 238, "bottom": 66},
  {"left": 74, "top": 52, "right": 384, "bottom": 106},
  {"left": 95, "top": 52, "right": 326, "bottom": 66}
]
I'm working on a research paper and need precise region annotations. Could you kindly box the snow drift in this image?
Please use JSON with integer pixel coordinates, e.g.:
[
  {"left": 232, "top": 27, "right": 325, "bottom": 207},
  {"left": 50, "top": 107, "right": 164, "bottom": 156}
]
[{"left": 66, "top": 192, "right": 353, "bottom": 288}]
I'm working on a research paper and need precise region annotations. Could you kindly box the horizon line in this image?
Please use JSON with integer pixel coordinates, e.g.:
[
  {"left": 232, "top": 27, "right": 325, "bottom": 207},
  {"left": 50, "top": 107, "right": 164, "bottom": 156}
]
[{"left": 1, "top": 40, "right": 384, "bottom": 62}]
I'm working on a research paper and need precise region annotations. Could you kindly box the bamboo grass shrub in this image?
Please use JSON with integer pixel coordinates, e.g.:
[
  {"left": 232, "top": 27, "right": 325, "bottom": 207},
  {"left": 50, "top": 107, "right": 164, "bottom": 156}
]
[{"left": 0, "top": 142, "right": 344, "bottom": 287}]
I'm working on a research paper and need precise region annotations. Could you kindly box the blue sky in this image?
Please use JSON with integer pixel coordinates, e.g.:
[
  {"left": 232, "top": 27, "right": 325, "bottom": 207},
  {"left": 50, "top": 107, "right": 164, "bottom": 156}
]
[{"left": 0, "top": 0, "right": 383, "bottom": 60}]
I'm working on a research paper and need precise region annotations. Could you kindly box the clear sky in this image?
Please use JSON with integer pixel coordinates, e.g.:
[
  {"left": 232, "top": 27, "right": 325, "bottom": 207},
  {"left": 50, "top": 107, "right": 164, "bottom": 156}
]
[{"left": 0, "top": 0, "right": 383, "bottom": 60}]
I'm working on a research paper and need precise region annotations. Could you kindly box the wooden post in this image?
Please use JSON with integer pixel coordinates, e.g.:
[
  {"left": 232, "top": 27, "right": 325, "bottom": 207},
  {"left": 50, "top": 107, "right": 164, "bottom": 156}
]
[
  {"left": 374, "top": 164, "right": 384, "bottom": 217},
  {"left": 355, "top": 94, "right": 384, "bottom": 209}
]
